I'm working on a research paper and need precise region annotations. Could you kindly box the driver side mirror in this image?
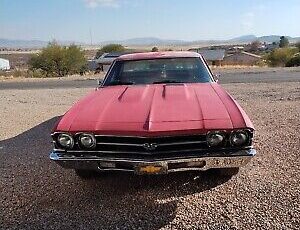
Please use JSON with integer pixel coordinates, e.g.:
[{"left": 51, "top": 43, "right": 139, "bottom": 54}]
[
  {"left": 213, "top": 74, "right": 220, "bottom": 83},
  {"left": 97, "top": 79, "right": 103, "bottom": 85}
]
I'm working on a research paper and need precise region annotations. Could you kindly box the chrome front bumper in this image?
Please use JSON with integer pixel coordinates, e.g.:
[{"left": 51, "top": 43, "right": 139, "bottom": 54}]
[{"left": 50, "top": 149, "right": 256, "bottom": 174}]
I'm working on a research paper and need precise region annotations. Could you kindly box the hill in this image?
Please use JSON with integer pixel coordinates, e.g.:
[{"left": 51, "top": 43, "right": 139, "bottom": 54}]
[{"left": 1, "top": 35, "right": 299, "bottom": 49}]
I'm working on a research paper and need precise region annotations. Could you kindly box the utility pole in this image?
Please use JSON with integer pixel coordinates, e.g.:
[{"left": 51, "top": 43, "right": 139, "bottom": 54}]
[{"left": 89, "top": 28, "right": 93, "bottom": 46}]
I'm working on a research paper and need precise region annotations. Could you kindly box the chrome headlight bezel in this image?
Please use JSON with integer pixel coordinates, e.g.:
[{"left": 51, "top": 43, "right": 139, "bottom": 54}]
[
  {"left": 57, "top": 133, "right": 74, "bottom": 149},
  {"left": 206, "top": 131, "right": 226, "bottom": 147},
  {"left": 78, "top": 133, "right": 97, "bottom": 149},
  {"left": 230, "top": 130, "right": 250, "bottom": 147}
]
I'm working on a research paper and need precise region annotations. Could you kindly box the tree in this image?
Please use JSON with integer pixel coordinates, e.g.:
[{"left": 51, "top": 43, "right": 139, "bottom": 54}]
[
  {"left": 29, "top": 42, "right": 87, "bottom": 77},
  {"left": 279, "top": 36, "right": 289, "bottom": 48},
  {"left": 151, "top": 46, "right": 159, "bottom": 52},
  {"left": 249, "top": 40, "right": 261, "bottom": 52},
  {"left": 96, "top": 44, "right": 125, "bottom": 58}
]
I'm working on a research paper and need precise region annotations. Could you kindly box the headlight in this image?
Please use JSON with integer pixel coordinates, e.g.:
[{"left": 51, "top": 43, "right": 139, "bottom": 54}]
[
  {"left": 230, "top": 130, "right": 249, "bottom": 146},
  {"left": 79, "top": 133, "right": 96, "bottom": 149},
  {"left": 57, "top": 133, "right": 74, "bottom": 149},
  {"left": 207, "top": 131, "right": 225, "bottom": 147}
]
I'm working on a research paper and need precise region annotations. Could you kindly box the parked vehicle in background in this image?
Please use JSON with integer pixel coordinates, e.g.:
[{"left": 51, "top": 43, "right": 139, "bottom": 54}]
[
  {"left": 50, "top": 51, "right": 256, "bottom": 179},
  {"left": 95, "top": 52, "right": 125, "bottom": 71},
  {"left": 0, "top": 58, "right": 10, "bottom": 70},
  {"left": 87, "top": 59, "right": 98, "bottom": 72}
]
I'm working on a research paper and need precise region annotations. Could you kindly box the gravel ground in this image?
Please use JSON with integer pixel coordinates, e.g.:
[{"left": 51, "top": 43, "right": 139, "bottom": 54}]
[{"left": 0, "top": 82, "right": 300, "bottom": 229}]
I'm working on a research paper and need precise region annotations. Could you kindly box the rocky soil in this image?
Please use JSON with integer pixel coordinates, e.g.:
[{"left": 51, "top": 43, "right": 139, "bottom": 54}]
[{"left": 0, "top": 82, "right": 299, "bottom": 229}]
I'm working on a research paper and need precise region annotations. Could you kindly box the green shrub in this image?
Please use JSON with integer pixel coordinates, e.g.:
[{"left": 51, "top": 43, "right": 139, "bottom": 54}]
[
  {"left": 151, "top": 47, "right": 159, "bottom": 52},
  {"left": 266, "top": 48, "right": 298, "bottom": 67},
  {"left": 12, "top": 70, "right": 24, "bottom": 78},
  {"left": 29, "top": 42, "right": 87, "bottom": 77},
  {"left": 286, "top": 53, "right": 300, "bottom": 67},
  {"left": 96, "top": 44, "right": 125, "bottom": 58},
  {"left": 26, "top": 69, "right": 45, "bottom": 78},
  {"left": 256, "top": 59, "right": 267, "bottom": 67}
]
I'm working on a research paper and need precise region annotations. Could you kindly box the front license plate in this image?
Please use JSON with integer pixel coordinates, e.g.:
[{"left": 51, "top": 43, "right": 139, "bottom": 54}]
[
  {"left": 214, "top": 158, "right": 245, "bottom": 167},
  {"left": 135, "top": 163, "right": 167, "bottom": 175}
]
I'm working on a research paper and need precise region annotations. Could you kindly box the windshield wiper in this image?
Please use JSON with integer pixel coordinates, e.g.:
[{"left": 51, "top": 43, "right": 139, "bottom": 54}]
[
  {"left": 152, "top": 80, "right": 184, "bottom": 84},
  {"left": 108, "top": 81, "right": 135, "bottom": 86}
]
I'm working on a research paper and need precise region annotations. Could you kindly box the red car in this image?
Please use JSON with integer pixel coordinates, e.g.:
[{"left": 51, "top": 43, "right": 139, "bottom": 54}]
[{"left": 50, "top": 52, "right": 256, "bottom": 178}]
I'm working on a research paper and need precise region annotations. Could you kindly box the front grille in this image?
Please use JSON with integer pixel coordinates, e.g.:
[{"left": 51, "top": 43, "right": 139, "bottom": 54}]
[{"left": 93, "top": 135, "right": 207, "bottom": 154}]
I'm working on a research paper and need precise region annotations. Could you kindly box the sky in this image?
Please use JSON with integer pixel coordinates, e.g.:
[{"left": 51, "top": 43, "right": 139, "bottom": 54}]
[{"left": 0, "top": 0, "right": 300, "bottom": 43}]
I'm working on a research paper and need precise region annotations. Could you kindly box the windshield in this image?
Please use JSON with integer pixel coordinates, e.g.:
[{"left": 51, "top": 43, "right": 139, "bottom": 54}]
[{"left": 103, "top": 57, "right": 213, "bottom": 86}]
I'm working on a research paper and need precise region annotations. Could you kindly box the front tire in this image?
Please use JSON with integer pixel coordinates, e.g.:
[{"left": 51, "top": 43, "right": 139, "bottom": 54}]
[
  {"left": 218, "top": 167, "right": 239, "bottom": 176},
  {"left": 75, "top": 169, "right": 97, "bottom": 179}
]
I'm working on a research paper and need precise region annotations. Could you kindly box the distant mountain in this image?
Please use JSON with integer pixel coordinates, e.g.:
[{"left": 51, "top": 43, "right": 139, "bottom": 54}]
[
  {"left": 101, "top": 35, "right": 300, "bottom": 46},
  {"left": 1, "top": 35, "right": 299, "bottom": 49},
  {"left": 230, "top": 35, "right": 300, "bottom": 44},
  {"left": 229, "top": 35, "right": 257, "bottom": 42},
  {"left": 0, "top": 38, "right": 83, "bottom": 49},
  {"left": 0, "top": 39, "right": 48, "bottom": 48}
]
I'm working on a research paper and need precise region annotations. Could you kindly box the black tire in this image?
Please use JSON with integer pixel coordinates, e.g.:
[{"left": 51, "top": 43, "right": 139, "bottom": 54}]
[
  {"left": 218, "top": 167, "right": 239, "bottom": 177},
  {"left": 75, "top": 169, "right": 97, "bottom": 179}
]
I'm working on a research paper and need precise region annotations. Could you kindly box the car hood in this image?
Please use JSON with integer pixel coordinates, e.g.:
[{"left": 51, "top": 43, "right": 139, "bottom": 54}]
[{"left": 55, "top": 83, "right": 253, "bottom": 136}]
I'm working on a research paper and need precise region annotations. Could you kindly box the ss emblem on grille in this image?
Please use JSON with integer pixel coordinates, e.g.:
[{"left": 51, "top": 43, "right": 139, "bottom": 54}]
[{"left": 143, "top": 143, "right": 158, "bottom": 151}]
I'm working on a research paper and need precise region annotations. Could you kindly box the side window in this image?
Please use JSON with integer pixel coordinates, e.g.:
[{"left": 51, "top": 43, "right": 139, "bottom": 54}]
[{"left": 105, "top": 61, "right": 122, "bottom": 83}]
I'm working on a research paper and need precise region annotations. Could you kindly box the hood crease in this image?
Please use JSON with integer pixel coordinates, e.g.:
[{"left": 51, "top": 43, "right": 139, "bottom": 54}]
[
  {"left": 144, "top": 85, "right": 157, "bottom": 131},
  {"left": 192, "top": 86, "right": 205, "bottom": 129},
  {"left": 210, "top": 84, "right": 234, "bottom": 128}
]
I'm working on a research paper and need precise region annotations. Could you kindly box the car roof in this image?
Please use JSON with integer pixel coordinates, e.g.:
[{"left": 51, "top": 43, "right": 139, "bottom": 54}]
[
  {"left": 103, "top": 52, "right": 131, "bottom": 57},
  {"left": 116, "top": 51, "right": 201, "bottom": 61}
]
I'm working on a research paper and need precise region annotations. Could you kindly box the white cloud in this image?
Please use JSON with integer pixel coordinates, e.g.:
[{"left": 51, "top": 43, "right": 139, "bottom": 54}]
[{"left": 84, "top": 0, "right": 119, "bottom": 8}]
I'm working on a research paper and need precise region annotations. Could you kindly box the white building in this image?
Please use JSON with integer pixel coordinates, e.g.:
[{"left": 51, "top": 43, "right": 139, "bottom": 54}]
[{"left": 0, "top": 58, "right": 10, "bottom": 70}]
